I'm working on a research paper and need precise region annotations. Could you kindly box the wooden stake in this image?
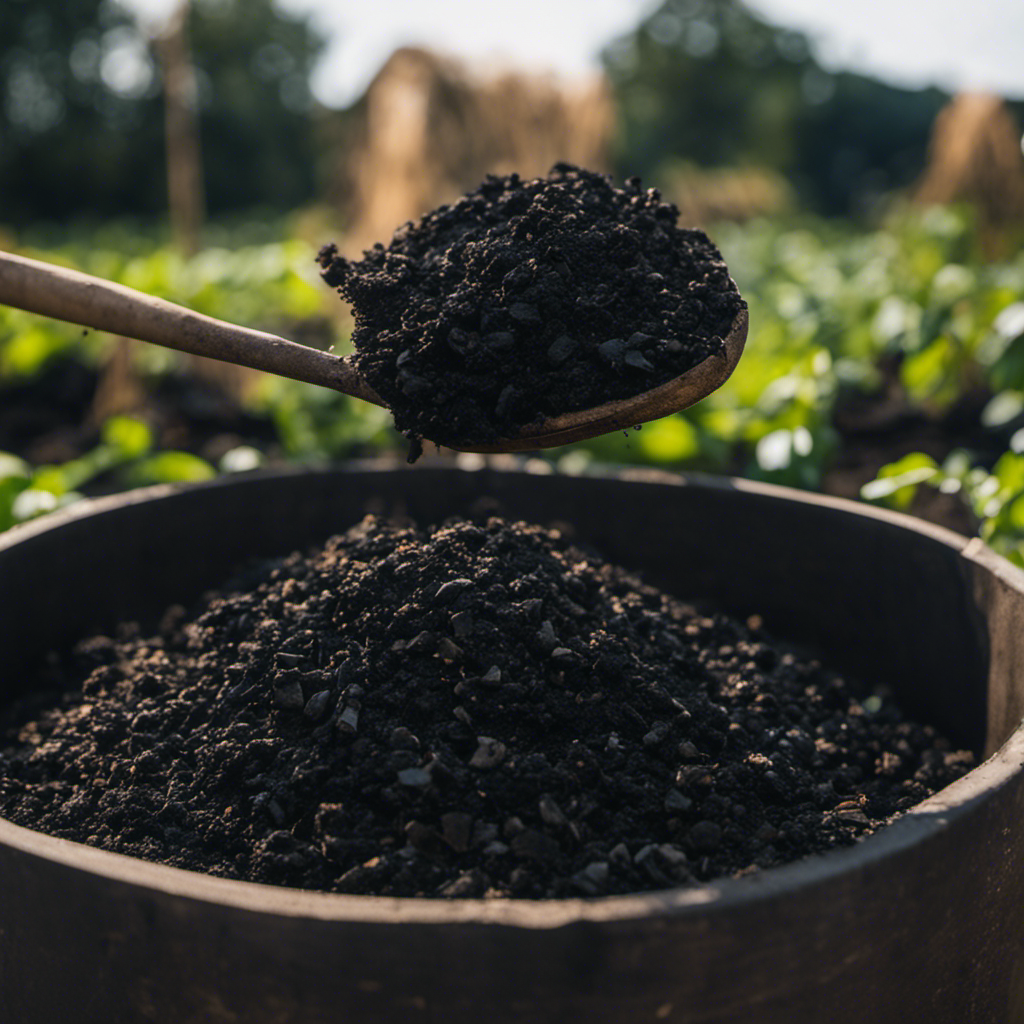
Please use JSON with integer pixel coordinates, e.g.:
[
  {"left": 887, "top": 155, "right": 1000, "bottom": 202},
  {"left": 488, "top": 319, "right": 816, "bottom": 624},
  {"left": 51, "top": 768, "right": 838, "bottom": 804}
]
[{"left": 159, "top": 0, "right": 205, "bottom": 257}]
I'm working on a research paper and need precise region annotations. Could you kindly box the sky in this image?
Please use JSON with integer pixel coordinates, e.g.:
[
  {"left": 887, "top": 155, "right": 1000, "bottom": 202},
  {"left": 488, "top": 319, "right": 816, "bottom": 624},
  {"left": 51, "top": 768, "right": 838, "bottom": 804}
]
[{"left": 124, "top": 0, "right": 1024, "bottom": 109}]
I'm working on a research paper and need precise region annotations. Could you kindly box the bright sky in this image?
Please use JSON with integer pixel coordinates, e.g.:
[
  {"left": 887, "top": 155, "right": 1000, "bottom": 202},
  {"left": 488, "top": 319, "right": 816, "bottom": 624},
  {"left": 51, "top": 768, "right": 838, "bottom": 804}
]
[
  {"left": 124, "top": 0, "right": 1024, "bottom": 108},
  {"left": 744, "top": 0, "right": 1024, "bottom": 100}
]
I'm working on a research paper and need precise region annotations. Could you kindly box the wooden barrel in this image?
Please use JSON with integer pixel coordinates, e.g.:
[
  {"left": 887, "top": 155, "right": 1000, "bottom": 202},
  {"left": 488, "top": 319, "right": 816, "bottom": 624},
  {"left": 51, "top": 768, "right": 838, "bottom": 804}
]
[{"left": 0, "top": 464, "right": 1021, "bottom": 1023}]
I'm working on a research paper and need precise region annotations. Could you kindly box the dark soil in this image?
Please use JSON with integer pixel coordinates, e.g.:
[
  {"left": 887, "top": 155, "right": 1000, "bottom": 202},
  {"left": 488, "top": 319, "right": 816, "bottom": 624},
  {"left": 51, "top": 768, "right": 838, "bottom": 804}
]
[
  {"left": 0, "top": 515, "right": 973, "bottom": 899},
  {"left": 317, "top": 165, "right": 746, "bottom": 449}
]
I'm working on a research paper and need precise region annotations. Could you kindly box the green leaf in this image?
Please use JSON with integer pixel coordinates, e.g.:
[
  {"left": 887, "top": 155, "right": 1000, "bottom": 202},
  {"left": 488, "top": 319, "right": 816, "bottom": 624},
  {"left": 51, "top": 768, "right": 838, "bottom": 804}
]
[
  {"left": 32, "top": 447, "right": 122, "bottom": 495},
  {"left": 0, "top": 452, "right": 31, "bottom": 480},
  {"left": 756, "top": 428, "right": 796, "bottom": 472},
  {"left": 0, "top": 476, "right": 31, "bottom": 531},
  {"left": 637, "top": 416, "right": 699, "bottom": 463},
  {"left": 30, "top": 466, "right": 72, "bottom": 497},
  {"left": 11, "top": 488, "right": 60, "bottom": 522},
  {"left": 0, "top": 325, "right": 69, "bottom": 377},
  {"left": 755, "top": 427, "right": 814, "bottom": 472},
  {"left": 219, "top": 445, "right": 265, "bottom": 473},
  {"left": 101, "top": 416, "right": 153, "bottom": 459},
  {"left": 901, "top": 337, "right": 957, "bottom": 405},
  {"left": 982, "top": 391, "right": 1024, "bottom": 428},
  {"left": 876, "top": 452, "right": 941, "bottom": 477},
  {"left": 1003, "top": 494, "right": 1024, "bottom": 532},
  {"left": 122, "top": 452, "right": 216, "bottom": 486},
  {"left": 931, "top": 263, "right": 975, "bottom": 305},
  {"left": 941, "top": 449, "right": 973, "bottom": 479},
  {"left": 872, "top": 296, "right": 920, "bottom": 348},
  {"left": 989, "top": 452, "right": 1024, "bottom": 501},
  {"left": 861, "top": 453, "right": 940, "bottom": 510}
]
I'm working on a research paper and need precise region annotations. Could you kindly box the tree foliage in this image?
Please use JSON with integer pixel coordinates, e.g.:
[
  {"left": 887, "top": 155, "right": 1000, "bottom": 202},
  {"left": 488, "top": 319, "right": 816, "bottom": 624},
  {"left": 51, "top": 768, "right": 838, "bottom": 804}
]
[
  {"left": 0, "top": 0, "right": 163, "bottom": 223},
  {"left": 601, "top": 0, "right": 949, "bottom": 214},
  {"left": 0, "top": 0, "right": 324, "bottom": 226},
  {"left": 188, "top": 0, "right": 324, "bottom": 214}
]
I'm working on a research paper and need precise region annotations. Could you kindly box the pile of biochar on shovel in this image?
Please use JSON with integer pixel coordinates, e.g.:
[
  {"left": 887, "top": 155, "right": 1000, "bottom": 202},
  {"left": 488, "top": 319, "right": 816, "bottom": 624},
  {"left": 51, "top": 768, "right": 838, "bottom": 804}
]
[
  {"left": 317, "top": 164, "right": 746, "bottom": 449},
  {"left": 0, "top": 515, "right": 973, "bottom": 898}
]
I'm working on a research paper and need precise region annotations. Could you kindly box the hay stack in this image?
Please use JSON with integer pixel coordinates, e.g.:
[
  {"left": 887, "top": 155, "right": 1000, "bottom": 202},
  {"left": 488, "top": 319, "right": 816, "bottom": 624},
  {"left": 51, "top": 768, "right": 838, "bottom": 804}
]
[
  {"left": 337, "top": 48, "right": 614, "bottom": 255},
  {"left": 915, "top": 93, "right": 1024, "bottom": 243},
  {"left": 661, "top": 162, "right": 793, "bottom": 225}
]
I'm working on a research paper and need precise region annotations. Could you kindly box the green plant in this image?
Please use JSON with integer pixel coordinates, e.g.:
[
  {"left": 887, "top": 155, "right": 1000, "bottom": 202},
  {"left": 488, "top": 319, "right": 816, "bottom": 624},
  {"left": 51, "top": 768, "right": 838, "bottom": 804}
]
[
  {"left": 0, "top": 416, "right": 219, "bottom": 530},
  {"left": 3, "top": 205, "right": 1023, "bottom": 537},
  {"left": 862, "top": 448, "right": 1024, "bottom": 566}
]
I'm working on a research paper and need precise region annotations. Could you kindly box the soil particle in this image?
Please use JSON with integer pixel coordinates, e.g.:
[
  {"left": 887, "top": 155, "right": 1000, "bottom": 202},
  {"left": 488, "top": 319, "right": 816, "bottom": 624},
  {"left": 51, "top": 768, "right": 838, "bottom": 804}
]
[
  {"left": 316, "top": 164, "right": 746, "bottom": 449},
  {"left": 0, "top": 515, "right": 973, "bottom": 899}
]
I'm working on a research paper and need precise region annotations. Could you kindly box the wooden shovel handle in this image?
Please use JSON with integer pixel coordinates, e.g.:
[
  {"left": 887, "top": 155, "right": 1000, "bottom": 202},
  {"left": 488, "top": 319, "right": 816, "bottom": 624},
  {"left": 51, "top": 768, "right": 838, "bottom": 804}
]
[{"left": 0, "top": 250, "right": 384, "bottom": 407}]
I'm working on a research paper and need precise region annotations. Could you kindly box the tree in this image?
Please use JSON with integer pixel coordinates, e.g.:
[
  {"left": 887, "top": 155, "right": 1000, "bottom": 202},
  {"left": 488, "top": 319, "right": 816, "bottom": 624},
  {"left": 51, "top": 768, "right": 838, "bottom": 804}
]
[
  {"left": 187, "top": 0, "right": 324, "bottom": 216},
  {"left": 601, "top": 0, "right": 949, "bottom": 215},
  {"left": 0, "top": 0, "right": 325, "bottom": 227},
  {"left": 0, "top": 0, "right": 165, "bottom": 225},
  {"left": 602, "top": 0, "right": 813, "bottom": 179}
]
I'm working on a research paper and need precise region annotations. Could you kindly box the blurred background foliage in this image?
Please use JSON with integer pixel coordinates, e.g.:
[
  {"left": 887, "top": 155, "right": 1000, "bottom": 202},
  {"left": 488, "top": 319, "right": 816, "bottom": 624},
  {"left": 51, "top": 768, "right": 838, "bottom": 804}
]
[
  {"left": 602, "top": 0, "right": 954, "bottom": 216},
  {"left": 0, "top": 0, "right": 322, "bottom": 225},
  {"left": 2, "top": 0, "right": 1024, "bottom": 562}
]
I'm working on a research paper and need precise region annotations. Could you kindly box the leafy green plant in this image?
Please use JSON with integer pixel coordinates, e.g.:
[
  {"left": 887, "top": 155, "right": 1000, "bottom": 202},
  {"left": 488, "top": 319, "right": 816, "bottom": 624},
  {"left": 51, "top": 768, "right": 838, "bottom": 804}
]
[
  {"left": 566, "top": 207, "right": 1022, "bottom": 487},
  {"left": 1, "top": 231, "right": 330, "bottom": 379},
  {"left": 255, "top": 378, "right": 396, "bottom": 461},
  {"left": 862, "top": 448, "right": 1024, "bottom": 566},
  {"left": 0, "top": 416, "right": 219, "bottom": 530},
  {"left": 3, "top": 205, "right": 1024, "bottom": 537}
]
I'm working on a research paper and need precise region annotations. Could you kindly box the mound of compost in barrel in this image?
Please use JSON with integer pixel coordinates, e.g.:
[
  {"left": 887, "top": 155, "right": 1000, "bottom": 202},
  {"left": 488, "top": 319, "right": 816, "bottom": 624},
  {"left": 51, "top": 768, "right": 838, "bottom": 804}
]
[
  {"left": 317, "top": 164, "right": 746, "bottom": 450},
  {"left": 0, "top": 516, "right": 972, "bottom": 899}
]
